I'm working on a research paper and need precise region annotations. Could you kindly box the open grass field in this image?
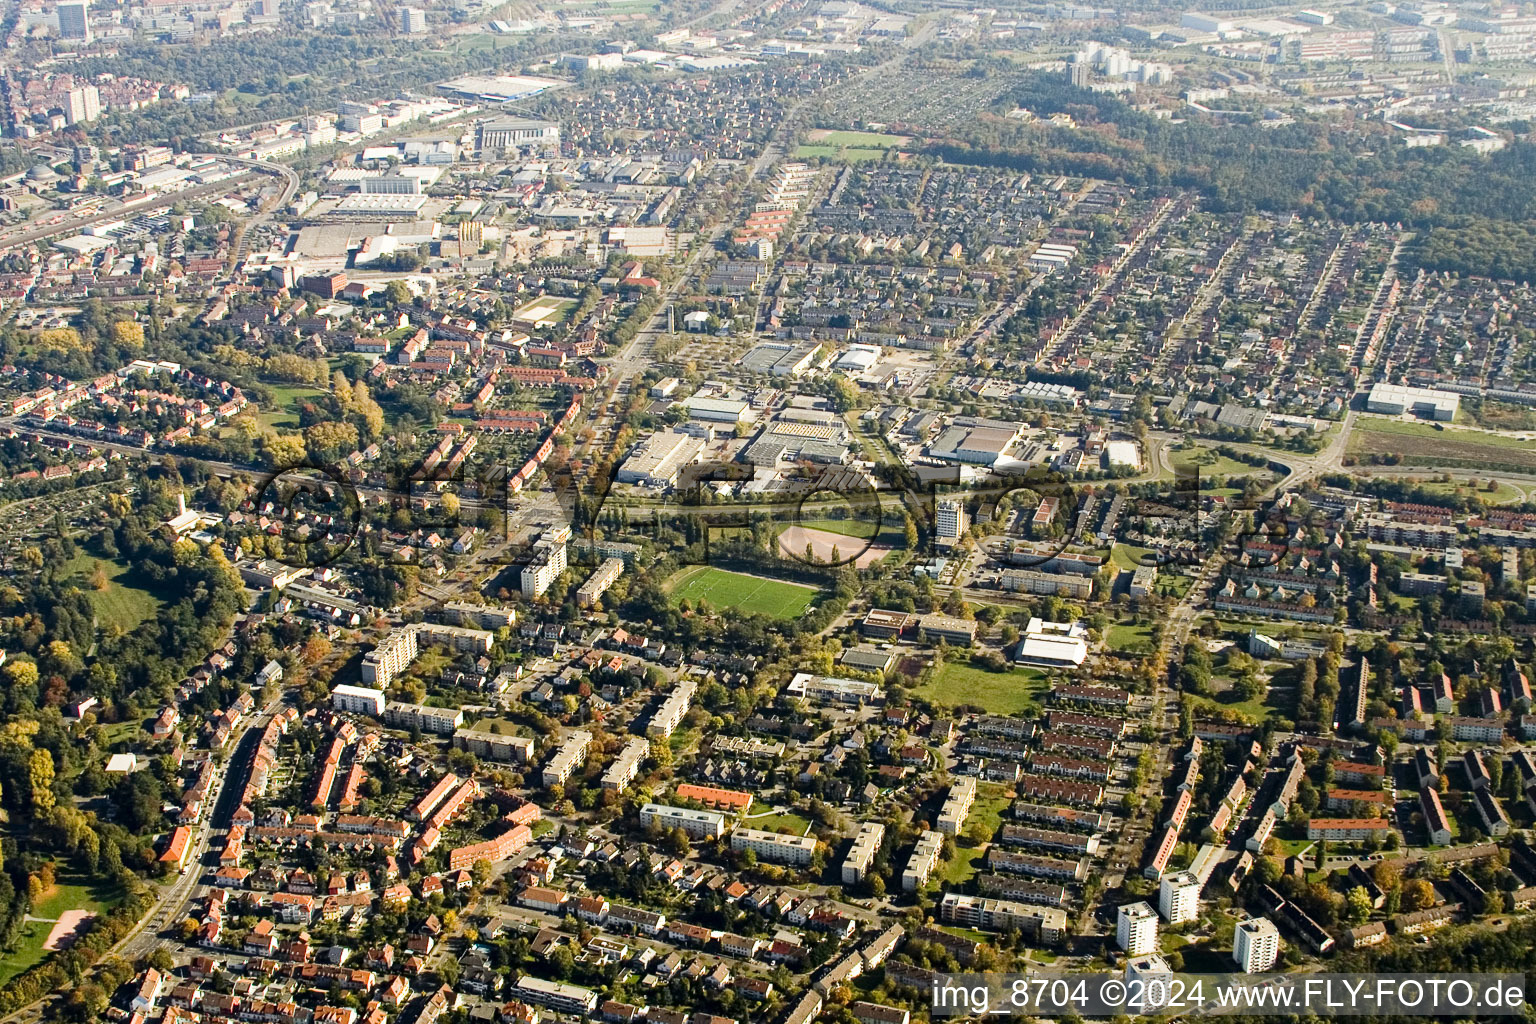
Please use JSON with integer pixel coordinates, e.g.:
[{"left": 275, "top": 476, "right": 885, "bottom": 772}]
[
  {"left": 0, "top": 873, "right": 123, "bottom": 984},
  {"left": 741, "top": 810, "right": 812, "bottom": 836},
  {"left": 511, "top": 295, "right": 578, "bottom": 328},
  {"left": 806, "top": 129, "right": 911, "bottom": 147},
  {"left": 940, "top": 782, "right": 1011, "bottom": 885},
  {"left": 1105, "top": 621, "right": 1156, "bottom": 654},
  {"left": 31, "top": 875, "right": 123, "bottom": 920},
  {"left": 1349, "top": 419, "right": 1536, "bottom": 470},
  {"left": 916, "top": 661, "right": 1050, "bottom": 716},
  {"left": 1170, "top": 447, "right": 1275, "bottom": 481},
  {"left": 782, "top": 517, "right": 879, "bottom": 540},
  {"left": 664, "top": 566, "right": 819, "bottom": 619},
  {"left": 1388, "top": 477, "right": 1524, "bottom": 504},
  {"left": 58, "top": 552, "right": 169, "bottom": 634},
  {"left": 1185, "top": 682, "right": 1293, "bottom": 724},
  {"left": 1109, "top": 543, "right": 1158, "bottom": 572},
  {"left": 257, "top": 382, "right": 328, "bottom": 430},
  {"left": 0, "top": 922, "right": 51, "bottom": 986},
  {"left": 794, "top": 145, "right": 890, "bottom": 163}
]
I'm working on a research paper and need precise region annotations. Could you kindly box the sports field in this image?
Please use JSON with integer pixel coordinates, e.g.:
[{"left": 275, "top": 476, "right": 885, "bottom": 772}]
[
  {"left": 665, "top": 566, "right": 819, "bottom": 618},
  {"left": 805, "top": 129, "right": 910, "bottom": 147},
  {"left": 776, "top": 524, "right": 893, "bottom": 568},
  {"left": 795, "top": 145, "right": 888, "bottom": 162},
  {"left": 511, "top": 295, "right": 577, "bottom": 328}
]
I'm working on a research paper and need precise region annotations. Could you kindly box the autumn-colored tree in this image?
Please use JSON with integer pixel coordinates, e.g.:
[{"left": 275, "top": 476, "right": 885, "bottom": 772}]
[
  {"left": 3, "top": 660, "right": 39, "bottom": 691},
  {"left": 111, "top": 320, "right": 145, "bottom": 351},
  {"left": 29, "top": 748, "right": 55, "bottom": 814},
  {"left": 304, "top": 421, "right": 359, "bottom": 461},
  {"left": 302, "top": 635, "right": 332, "bottom": 666},
  {"left": 262, "top": 434, "right": 307, "bottom": 469},
  {"left": 1402, "top": 877, "right": 1435, "bottom": 911}
]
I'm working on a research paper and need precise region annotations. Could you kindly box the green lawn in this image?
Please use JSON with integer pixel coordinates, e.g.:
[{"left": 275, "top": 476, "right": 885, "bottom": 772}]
[
  {"left": 1185, "top": 681, "right": 1293, "bottom": 724},
  {"left": 458, "top": 717, "right": 534, "bottom": 738},
  {"left": 99, "top": 719, "right": 141, "bottom": 746},
  {"left": 1170, "top": 447, "right": 1274, "bottom": 481},
  {"left": 58, "top": 552, "right": 169, "bottom": 634},
  {"left": 669, "top": 726, "right": 701, "bottom": 756},
  {"left": 1381, "top": 476, "right": 1524, "bottom": 505},
  {"left": 783, "top": 517, "right": 879, "bottom": 540},
  {"left": 1271, "top": 837, "right": 1313, "bottom": 858},
  {"left": 916, "top": 662, "right": 1050, "bottom": 716},
  {"left": 32, "top": 874, "right": 123, "bottom": 919},
  {"left": 0, "top": 921, "right": 51, "bottom": 986},
  {"left": 936, "top": 924, "right": 993, "bottom": 945},
  {"left": 741, "top": 811, "right": 812, "bottom": 836},
  {"left": 808, "top": 129, "right": 909, "bottom": 147},
  {"left": 1105, "top": 621, "right": 1156, "bottom": 654},
  {"left": 794, "top": 145, "right": 889, "bottom": 163},
  {"left": 1110, "top": 543, "right": 1158, "bottom": 572},
  {"left": 939, "top": 782, "right": 1011, "bottom": 886},
  {"left": 257, "top": 382, "right": 328, "bottom": 430},
  {"left": 1154, "top": 573, "right": 1193, "bottom": 599},
  {"left": 664, "top": 566, "right": 820, "bottom": 619},
  {"left": 0, "top": 873, "right": 124, "bottom": 985}
]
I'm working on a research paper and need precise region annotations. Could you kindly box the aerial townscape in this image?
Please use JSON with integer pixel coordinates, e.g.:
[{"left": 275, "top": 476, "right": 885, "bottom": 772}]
[{"left": 1, "top": 0, "right": 1536, "bottom": 1021}]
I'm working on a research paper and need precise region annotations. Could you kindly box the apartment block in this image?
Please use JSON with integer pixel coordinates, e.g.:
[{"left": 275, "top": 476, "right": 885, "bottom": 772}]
[
  {"left": 640, "top": 803, "right": 727, "bottom": 840},
  {"left": 939, "top": 893, "right": 1067, "bottom": 943},
  {"left": 542, "top": 731, "right": 593, "bottom": 788},
  {"left": 600, "top": 738, "right": 651, "bottom": 794},
  {"left": 1117, "top": 901, "right": 1158, "bottom": 955},
  {"left": 936, "top": 777, "right": 977, "bottom": 835},
  {"left": 648, "top": 681, "right": 697, "bottom": 738},
  {"left": 842, "top": 822, "right": 886, "bottom": 886},
  {"left": 731, "top": 827, "right": 817, "bottom": 866},
  {"left": 902, "top": 830, "right": 945, "bottom": 891}
]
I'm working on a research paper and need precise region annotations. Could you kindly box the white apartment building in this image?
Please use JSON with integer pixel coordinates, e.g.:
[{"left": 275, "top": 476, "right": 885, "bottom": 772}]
[
  {"left": 902, "top": 830, "right": 944, "bottom": 892},
  {"left": 384, "top": 701, "right": 464, "bottom": 736},
  {"left": 1159, "top": 870, "right": 1201, "bottom": 924},
  {"left": 576, "top": 558, "right": 625, "bottom": 609},
  {"left": 647, "top": 680, "right": 697, "bottom": 738},
  {"left": 936, "top": 498, "right": 968, "bottom": 541},
  {"left": 731, "top": 827, "right": 818, "bottom": 866},
  {"left": 1117, "top": 901, "right": 1159, "bottom": 955},
  {"left": 542, "top": 730, "right": 592, "bottom": 788},
  {"left": 1234, "top": 917, "right": 1280, "bottom": 973},
  {"left": 513, "top": 977, "right": 598, "bottom": 1015},
  {"left": 939, "top": 893, "right": 1068, "bottom": 943},
  {"left": 842, "top": 822, "right": 886, "bottom": 886},
  {"left": 1125, "top": 954, "right": 1173, "bottom": 1011},
  {"left": 936, "top": 777, "right": 977, "bottom": 835},
  {"left": 521, "top": 535, "right": 569, "bottom": 598},
  {"left": 331, "top": 684, "right": 386, "bottom": 716},
  {"left": 601, "top": 738, "right": 651, "bottom": 793},
  {"left": 360, "top": 623, "right": 494, "bottom": 688},
  {"left": 641, "top": 803, "right": 728, "bottom": 840}
]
